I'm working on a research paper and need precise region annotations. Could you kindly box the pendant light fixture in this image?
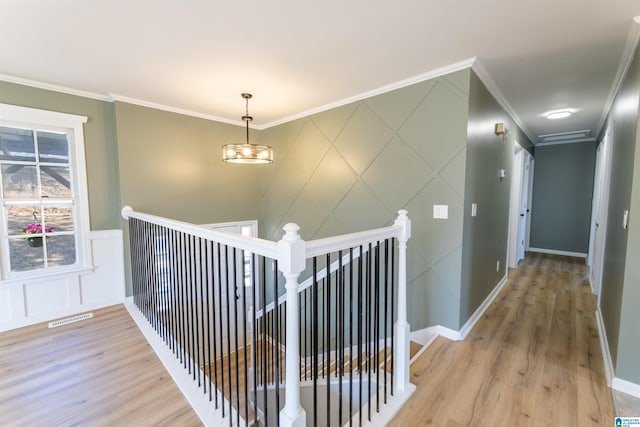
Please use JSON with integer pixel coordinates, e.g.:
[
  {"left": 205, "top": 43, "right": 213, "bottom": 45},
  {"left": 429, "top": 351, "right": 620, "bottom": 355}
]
[{"left": 222, "top": 93, "right": 273, "bottom": 164}]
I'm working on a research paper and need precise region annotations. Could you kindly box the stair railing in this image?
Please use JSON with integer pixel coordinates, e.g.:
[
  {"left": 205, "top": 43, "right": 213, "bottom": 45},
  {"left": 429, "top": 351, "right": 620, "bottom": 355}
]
[{"left": 122, "top": 206, "right": 411, "bottom": 427}]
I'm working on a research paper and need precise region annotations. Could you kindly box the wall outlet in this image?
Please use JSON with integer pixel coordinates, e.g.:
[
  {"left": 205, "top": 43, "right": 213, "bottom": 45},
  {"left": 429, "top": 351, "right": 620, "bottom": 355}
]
[{"left": 496, "top": 260, "right": 500, "bottom": 271}]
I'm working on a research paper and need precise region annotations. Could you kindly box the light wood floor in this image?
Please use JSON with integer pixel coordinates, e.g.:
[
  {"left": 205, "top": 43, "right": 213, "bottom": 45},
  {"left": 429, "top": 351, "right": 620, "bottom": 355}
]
[
  {"left": 389, "top": 252, "right": 615, "bottom": 426},
  {"left": 0, "top": 253, "right": 616, "bottom": 426},
  {"left": 0, "top": 304, "right": 201, "bottom": 427}
]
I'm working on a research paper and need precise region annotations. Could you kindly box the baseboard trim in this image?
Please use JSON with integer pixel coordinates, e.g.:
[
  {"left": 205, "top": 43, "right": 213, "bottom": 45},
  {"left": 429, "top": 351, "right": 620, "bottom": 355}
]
[
  {"left": 528, "top": 247, "right": 587, "bottom": 258},
  {"left": 124, "top": 301, "right": 229, "bottom": 426},
  {"left": 410, "top": 273, "right": 509, "bottom": 346},
  {"left": 612, "top": 377, "right": 640, "bottom": 399},
  {"left": 459, "top": 273, "right": 508, "bottom": 340},
  {"left": 595, "top": 307, "right": 615, "bottom": 386}
]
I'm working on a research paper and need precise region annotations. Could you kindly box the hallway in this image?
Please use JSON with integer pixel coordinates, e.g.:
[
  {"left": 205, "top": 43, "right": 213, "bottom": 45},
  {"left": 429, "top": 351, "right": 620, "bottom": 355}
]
[{"left": 390, "top": 252, "right": 615, "bottom": 426}]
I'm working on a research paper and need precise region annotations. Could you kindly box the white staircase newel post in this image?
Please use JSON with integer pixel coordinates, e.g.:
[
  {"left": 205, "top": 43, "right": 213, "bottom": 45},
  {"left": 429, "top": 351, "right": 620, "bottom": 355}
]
[
  {"left": 394, "top": 209, "right": 411, "bottom": 393},
  {"left": 277, "top": 223, "right": 307, "bottom": 427}
]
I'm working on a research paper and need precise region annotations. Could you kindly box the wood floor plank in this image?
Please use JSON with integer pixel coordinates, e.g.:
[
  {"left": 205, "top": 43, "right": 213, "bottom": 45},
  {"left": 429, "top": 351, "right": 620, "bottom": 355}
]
[
  {"left": 0, "top": 304, "right": 202, "bottom": 427},
  {"left": 389, "top": 253, "right": 615, "bottom": 426}
]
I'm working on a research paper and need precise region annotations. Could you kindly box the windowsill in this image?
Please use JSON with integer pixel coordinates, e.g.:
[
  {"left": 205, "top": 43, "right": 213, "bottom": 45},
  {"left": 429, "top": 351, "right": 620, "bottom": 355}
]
[{"left": 0, "top": 265, "right": 95, "bottom": 287}]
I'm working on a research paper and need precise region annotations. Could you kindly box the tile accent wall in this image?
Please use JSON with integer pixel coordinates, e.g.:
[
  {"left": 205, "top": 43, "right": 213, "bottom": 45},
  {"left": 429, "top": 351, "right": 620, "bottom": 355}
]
[{"left": 260, "top": 70, "right": 470, "bottom": 330}]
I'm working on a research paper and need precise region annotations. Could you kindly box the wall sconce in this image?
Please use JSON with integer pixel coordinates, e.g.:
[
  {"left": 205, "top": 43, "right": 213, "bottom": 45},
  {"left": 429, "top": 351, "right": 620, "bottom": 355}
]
[{"left": 495, "top": 122, "right": 508, "bottom": 140}]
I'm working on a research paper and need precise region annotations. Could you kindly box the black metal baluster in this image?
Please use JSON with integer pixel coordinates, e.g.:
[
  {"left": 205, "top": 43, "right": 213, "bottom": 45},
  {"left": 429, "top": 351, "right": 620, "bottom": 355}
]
[
  {"left": 273, "top": 258, "right": 280, "bottom": 427},
  {"left": 231, "top": 248, "right": 240, "bottom": 427},
  {"left": 367, "top": 242, "right": 372, "bottom": 421},
  {"left": 189, "top": 235, "right": 197, "bottom": 379},
  {"left": 391, "top": 238, "right": 395, "bottom": 396},
  {"left": 358, "top": 244, "right": 363, "bottom": 427},
  {"left": 181, "top": 232, "right": 189, "bottom": 369},
  {"left": 261, "top": 257, "right": 268, "bottom": 427},
  {"left": 312, "top": 257, "right": 318, "bottom": 427},
  {"left": 195, "top": 237, "right": 202, "bottom": 387},
  {"left": 224, "top": 245, "right": 233, "bottom": 427},
  {"left": 326, "top": 253, "right": 331, "bottom": 423},
  {"left": 349, "top": 247, "right": 354, "bottom": 426},
  {"left": 205, "top": 240, "right": 213, "bottom": 401},
  {"left": 216, "top": 242, "right": 225, "bottom": 414},
  {"left": 251, "top": 253, "right": 258, "bottom": 426},
  {"left": 375, "top": 241, "right": 380, "bottom": 413},
  {"left": 383, "top": 239, "right": 389, "bottom": 404},
  {"left": 240, "top": 250, "right": 249, "bottom": 425},
  {"left": 338, "top": 250, "right": 344, "bottom": 427}
]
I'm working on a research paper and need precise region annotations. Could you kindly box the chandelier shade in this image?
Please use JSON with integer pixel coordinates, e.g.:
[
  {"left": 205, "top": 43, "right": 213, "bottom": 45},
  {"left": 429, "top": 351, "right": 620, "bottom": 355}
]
[{"left": 222, "top": 93, "right": 273, "bottom": 164}]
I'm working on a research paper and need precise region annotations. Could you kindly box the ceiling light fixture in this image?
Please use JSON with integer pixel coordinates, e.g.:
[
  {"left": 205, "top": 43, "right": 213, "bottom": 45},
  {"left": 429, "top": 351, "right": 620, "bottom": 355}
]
[
  {"left": 222, "top": 93, "right": 273, "bottom": 164},
  {"left": 544, "top": 109, "right": 573, "bottom": 120}
]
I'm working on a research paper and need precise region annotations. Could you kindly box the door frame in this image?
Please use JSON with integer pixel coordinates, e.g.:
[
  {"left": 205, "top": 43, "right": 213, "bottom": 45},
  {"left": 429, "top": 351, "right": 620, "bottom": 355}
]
[{"left": 588, "top": 124, "right": 613, "bottom": 303}]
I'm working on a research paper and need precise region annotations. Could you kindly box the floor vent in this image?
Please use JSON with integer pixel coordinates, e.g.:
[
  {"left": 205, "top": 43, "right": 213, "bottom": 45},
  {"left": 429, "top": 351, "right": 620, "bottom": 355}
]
[{"left": 48, "top": 312, "right": 93, "bottom": 328}]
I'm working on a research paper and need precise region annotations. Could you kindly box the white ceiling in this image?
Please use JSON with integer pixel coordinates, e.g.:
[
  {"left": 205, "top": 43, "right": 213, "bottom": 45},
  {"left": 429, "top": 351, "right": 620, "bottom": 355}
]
[{"left": 1, "top": 1, "right": 639, "bottom": 143}]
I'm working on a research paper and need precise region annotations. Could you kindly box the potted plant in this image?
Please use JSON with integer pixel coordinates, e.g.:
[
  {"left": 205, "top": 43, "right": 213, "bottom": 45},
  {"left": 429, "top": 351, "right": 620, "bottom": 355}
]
[{"left": 21, "top": 223, "right": 54, "bottom": 247}]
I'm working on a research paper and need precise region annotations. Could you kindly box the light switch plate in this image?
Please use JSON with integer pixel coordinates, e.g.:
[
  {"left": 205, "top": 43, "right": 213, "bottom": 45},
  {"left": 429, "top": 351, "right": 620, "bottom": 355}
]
[
  {"left": 471, "top": 203, "right": 477, "bottom": 217},
  {"left": 433, "top": 205, "right": 448, "bottom": 219},
  {"left": 623, "top": 209, "right": 629, "bottom": 229}
]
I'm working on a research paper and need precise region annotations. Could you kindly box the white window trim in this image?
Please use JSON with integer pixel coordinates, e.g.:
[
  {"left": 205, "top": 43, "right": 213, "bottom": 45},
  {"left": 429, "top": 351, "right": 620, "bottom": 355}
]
[{"left": 0, "top": 103, "right": 91, "bottom": 281}]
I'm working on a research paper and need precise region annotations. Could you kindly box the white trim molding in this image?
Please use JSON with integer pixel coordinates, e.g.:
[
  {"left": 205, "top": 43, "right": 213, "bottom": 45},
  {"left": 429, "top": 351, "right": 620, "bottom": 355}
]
[
  {"left": 0, "top": 230, "right": 125, "bottom": 332},
  {"left": 595, "top": 18, "right": 640, "bottom": 138},
  {"left": 0, "top": 74, "right": 110, "bottom": 102},
  {"left": 471, "top": 59, "right": 537, "bottom": 144},
  {"left": 459, "top": 274, "right": 509, "bottom": 339},
  {"left": 612, "top": 377, "right": 640, "bottom": 399},
  {"left": 528, "top": 247, "right": 587, "bottom": 258},
  {"left": 262, "top": 58, "right": 476, "bottom": 129},
  {"left": 595, "top": 307, "right": 615, "bottom": 386}
]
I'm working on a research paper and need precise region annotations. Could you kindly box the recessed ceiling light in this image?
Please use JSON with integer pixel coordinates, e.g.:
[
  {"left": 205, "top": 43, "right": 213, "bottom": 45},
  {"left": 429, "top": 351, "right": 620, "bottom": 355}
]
[
  {"left": 544, "top": 109, "right": 573, "bottom": 120},
  {"left": 634, "top": 16, "right": 640, "bottom": 24}
]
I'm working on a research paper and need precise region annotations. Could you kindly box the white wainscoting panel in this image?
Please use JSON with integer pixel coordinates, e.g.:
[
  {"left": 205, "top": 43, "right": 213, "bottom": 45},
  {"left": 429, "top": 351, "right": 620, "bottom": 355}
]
[{"left": 0, "top": 229, "right": 125, "bottom": 332}]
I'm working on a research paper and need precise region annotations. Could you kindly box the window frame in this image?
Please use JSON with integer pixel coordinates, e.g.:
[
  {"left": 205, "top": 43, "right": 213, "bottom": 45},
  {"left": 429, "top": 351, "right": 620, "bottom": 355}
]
[{"left": 0, "top": 103, "right": 91, "bottom": 281}]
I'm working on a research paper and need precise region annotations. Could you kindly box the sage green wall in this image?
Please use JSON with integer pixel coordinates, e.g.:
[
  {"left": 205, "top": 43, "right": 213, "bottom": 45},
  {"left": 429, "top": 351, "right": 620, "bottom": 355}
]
[
  {"left": 0, "top": 81, "right": 120, "bottom": 230},
  {"left": 600, "top": 43, "right": 640, "bottom": 384},
  {"left": 617, "top": 105, "right": 640, "bottom": 385},
  {"left": 260, "top": 70, "right": 471, "bottom": 330},
  {"left": 460, "top": 72, "right": 532, "bottom": 326},
  {"left": 113, "top": 102, "right": 262, "bottom": 224},
  {"left": 114, "top": 102, "right": 264, "bottom": 295},
  {"left": 529, "top": 142, "right": 596, "bottom": 254}
]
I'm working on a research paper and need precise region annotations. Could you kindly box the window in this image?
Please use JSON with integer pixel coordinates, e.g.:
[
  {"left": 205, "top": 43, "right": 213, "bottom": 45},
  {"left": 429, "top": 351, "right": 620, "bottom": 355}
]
[{"left": 0, "top": 104, "right": 90, "bottom": 280}]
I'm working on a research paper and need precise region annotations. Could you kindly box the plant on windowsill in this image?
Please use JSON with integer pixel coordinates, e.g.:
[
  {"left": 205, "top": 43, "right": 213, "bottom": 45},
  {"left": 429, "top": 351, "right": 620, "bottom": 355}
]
[{"left": 21, "top": 223, "right": 54, "bottom": 247}]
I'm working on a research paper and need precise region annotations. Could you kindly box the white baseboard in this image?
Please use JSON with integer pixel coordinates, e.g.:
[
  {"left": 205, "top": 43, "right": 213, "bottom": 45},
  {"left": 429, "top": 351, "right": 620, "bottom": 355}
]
[
  {"left": 595, "top": 307, "right": 615, "bottom": 386},
  {"left": 124, "top": 301, "right": 229, "bottom": 426},
  {"left": 409, "top": 274, "right": 509, "bottom": 347},
  {"left": 612, "top": 377, "right": 640, "bottom": 399},
  {"left": 528, "top": 247, "right": 587, "bottom": 258},
  {"left": 459, "top": 274, "right": 508, "bottom": 339}
]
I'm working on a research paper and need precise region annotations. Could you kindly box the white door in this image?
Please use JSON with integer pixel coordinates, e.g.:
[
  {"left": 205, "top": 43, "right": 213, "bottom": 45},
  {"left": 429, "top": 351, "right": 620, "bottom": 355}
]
[
  {"left": 589, "top": 127, "right": 613, "bottom": 301},
  {"left": 517, "top": 152, "right": 533, "bottom": 261},
  {"left": 525, "top": 159, "right": 535, "bottom": 250},
  {"left": 509, "top": 145, "right": 524, "bottom": 268}
]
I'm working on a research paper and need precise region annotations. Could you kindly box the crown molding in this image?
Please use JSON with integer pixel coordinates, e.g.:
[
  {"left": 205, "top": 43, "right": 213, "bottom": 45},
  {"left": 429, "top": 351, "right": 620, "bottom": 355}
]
[
  {"left": 2, "top": 57, "right": 478, "bottom": 131},
  {"left": 595, "top": 18, "right": 640, "bottom": 137},
  {"left": 259, "top": 57, "right": 477, "bottom": 129},
  {"left": 108, "top": 94, "right": 246, "bottom": 128},
  {"left": 0, "top": 74, "right": 111, "bottom": 102},
  {"left": 471, "top": 59, "right": 537, "bottom": 145}
]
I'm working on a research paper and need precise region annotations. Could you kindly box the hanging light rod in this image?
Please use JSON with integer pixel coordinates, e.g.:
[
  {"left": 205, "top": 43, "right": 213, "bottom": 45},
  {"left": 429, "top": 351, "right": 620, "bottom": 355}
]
[{"left": 222, "top": 93, "right": 273, "bottom": 164}]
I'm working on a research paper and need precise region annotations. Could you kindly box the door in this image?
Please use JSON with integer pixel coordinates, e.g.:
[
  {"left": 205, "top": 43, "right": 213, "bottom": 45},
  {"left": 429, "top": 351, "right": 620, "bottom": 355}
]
[
  {"left": 509, "top": 146, "right": 522, "bottom": 268},
  {"left": 589, "top": 126, "right": 613, "bottom": 301},
  {"left": 517, "top": 153, "right": 533, "bottom": 261}
]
